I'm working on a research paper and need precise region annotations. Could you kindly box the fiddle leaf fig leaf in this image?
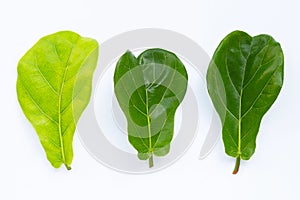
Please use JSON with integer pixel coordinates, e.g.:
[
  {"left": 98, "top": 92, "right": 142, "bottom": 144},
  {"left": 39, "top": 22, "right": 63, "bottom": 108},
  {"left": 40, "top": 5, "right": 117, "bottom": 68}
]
[
  {"left": 114, "top": 49, "right": 188, "bottom": 167},
  {"left": 207, "top": 30, "right": 284, "bottom": 174},
  {"left": 17, "top": 31, "right": 99, "bottom": 170}
]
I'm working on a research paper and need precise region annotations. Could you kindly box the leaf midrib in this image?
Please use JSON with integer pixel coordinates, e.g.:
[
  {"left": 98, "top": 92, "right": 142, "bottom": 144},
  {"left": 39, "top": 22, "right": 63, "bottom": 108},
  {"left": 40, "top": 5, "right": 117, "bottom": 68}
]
[
  {"left": 237, "top": 38, "right": 253, "bottom": 156},
  {"left": 57, "top": 43, "right": 75, "bottom": 165},
  {"left": 145, "top": 89, "right": 152, "bottom": 153}
]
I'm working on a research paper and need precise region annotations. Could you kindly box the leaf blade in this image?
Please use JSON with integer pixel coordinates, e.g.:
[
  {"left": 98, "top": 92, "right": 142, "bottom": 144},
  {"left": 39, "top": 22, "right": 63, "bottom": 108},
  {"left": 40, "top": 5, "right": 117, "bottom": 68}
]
[
  {"left": 207, "top": 30, "right": 284, "bottom": 173},
  {"left": 114, "top": 48, "right": 188, "bottom": 167},
  {"left": 17, "top": 31, "right": 99, "bottom": 169}
]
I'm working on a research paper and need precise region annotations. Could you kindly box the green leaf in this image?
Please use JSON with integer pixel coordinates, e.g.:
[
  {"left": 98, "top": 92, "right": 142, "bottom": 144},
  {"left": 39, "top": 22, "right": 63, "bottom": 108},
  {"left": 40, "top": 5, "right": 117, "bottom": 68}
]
[
  {"left": 17, "top": 31, "right": 99, "bottom": 170},
  {"left": 207, "top": 30, "right": 284, "bottom": 174},
  {"left": 114, "top": 49, "right": 188, "bottom": 167}
]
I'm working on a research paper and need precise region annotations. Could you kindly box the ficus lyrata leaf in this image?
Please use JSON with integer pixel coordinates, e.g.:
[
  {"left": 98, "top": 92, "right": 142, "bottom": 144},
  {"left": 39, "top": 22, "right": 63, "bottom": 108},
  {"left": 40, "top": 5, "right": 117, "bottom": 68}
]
[
  {"left": 114, "top": 49, "right": 188, "bottom": 167},
  {"left": 17, "top": 31, "right": 99, "bottom": 170},
  {"left": 207, "top": 30, "right": 284, "bottom": 174}
]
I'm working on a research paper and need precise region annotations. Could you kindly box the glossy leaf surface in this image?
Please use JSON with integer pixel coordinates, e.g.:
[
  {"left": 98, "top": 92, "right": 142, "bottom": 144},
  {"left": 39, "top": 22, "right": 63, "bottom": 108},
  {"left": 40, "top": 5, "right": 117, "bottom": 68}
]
[
  {"left": 114, "top": 49, "right": 188, "bottom": 167},
  {"left": 207, "top": 31, "right": 284, "bottom": 174}
]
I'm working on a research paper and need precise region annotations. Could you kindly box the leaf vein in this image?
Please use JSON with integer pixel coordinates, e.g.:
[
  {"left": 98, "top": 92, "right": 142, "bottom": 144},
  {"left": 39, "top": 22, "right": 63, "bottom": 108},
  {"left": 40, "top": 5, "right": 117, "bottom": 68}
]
[
  {"left": 33, "top": 55, "right": 59, "bottom": 95},
  {"left": 21, "top": 81, "right": 59, "bottom": 125},
  {"left": 241, "top": 69, "right": 279, "bottom": 119},
  {"left": 242, "top": 43, "right": 270, "bottom": 88},
  {"left": 225, "top": 51, "right": 240, "bottom": 95}
]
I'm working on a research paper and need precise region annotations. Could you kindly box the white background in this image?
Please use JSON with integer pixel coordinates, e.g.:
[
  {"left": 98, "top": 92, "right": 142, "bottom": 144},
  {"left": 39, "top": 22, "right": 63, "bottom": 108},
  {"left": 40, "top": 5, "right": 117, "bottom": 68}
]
[{"left": 1, "top": 0, "right": 299, "bottom": 199}]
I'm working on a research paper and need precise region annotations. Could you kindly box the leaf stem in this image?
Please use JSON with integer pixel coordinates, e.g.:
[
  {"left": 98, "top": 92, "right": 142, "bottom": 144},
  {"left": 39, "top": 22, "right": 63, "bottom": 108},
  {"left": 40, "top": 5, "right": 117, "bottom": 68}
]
[
  {"left": 65, "top": 164, "right": 71, "bottom": 170},
  {"left": 232, "top": 156, "right": 241, "bottom": 174},
  {"left": 149, "top": 154, "right": 154, "bottom": 168}
]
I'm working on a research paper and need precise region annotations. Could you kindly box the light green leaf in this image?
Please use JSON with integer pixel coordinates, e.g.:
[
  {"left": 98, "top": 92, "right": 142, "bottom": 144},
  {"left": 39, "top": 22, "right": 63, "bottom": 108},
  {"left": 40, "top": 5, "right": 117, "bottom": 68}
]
[
  {"left": 17, "top": 31, "right": 99, "bottom": 170},
  {"left": 207, "top": 30, "right": 284, "bottom": 174},
  {"left": 114, "top": 49, "right": 188, "bottom": 167}
]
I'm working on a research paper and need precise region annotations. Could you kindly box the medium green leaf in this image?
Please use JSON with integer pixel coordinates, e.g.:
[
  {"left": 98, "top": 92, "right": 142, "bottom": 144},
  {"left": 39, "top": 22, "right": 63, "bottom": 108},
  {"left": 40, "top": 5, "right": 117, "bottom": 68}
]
[
  {"left": 114, "top": 49, "right": 188, "bottom": 167},
  {"left": 207, "top": 30, "right": 284, "bottom": 174},
  {"left": 17, "top": 31, "right": 99, "bottom": 170}
]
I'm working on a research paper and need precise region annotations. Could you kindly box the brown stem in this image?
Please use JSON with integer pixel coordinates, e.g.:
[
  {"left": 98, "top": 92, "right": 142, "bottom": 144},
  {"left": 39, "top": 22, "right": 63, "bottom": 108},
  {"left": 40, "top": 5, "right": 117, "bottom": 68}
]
[{"left": 232, "top": 156, "right": 240, "bottom": 174}]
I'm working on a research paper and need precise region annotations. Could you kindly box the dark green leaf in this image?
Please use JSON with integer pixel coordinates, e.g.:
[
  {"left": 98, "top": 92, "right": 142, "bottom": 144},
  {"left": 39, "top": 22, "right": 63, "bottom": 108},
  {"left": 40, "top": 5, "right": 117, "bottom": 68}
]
[
  {"left": 114, "top": 49, "right": 188, "bottom": 167},
  {"left": 207, "top": 30, "right": 284, "bottom": 174},
  {"left": 17, "top": 31, "right": 99, "bottom": 170}
]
